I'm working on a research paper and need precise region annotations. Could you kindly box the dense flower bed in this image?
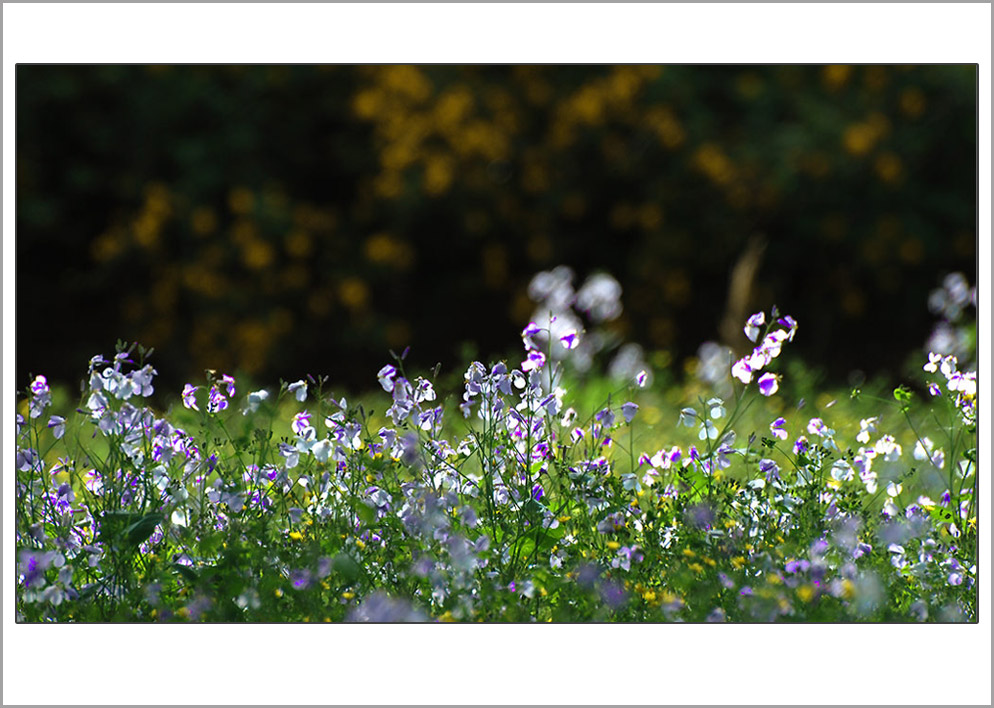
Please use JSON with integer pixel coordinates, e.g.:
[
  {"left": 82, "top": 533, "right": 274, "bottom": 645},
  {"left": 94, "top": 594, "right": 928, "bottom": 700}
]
[{"left": 15, "top": 305, "right": 977, "bottom": 622}]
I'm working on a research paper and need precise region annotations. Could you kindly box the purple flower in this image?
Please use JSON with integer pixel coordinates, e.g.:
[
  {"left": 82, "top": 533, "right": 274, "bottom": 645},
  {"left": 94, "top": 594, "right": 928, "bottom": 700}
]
[
  {"left": 777, "top": 315, "right": 798, "bottom": 340},
  {"left": 219, "top": 374, "right": 236, "bottom": 397},
  {"left": 206, "top": 385, "right": 228, "bottom": 414},
  {"left": 759, "top": 458, "right": 780, "bottom": 483},
  {"left": 635, "top": 370, "right": 648, "bottom": 388},
  {"left": 621, "top": 402, "right": 638, "bottom": 424},
  {"left": 181, "top": 384, "right": 199, "bottom": 411},
  {"left": 47, "top": 415, "right": 66, "bottom": 439},
  {"left": 521, "top": 322, "right": 542, "bottom": 350},
  {"left": 522, "top": 350, "right": 546, "bottom": 372},
  {"left": 292, "top": 411, "right": 312, "bottom": 437},
  {"left": 531, "top": 483, "right": 544, "bottom": 501},
  {"left": 377, "top": 365, "right": 397, "bottom": 392},
  {"left": 595, "top": 408, "right": 616, "bottom": 428},
  {"left": 346, "top": 592, "right": 427, "bottom": 622},
  {"left": 785, "top": 559, "right": 810, "bottom": 574},
  {"left": 770, "top": 417, "right": 787, "bottom": 440},
  {"left": 30, "top": 375, "right": 50, "bottom": 397},
  {"left": 560, "top": 331, "right": 579, "bottom": 350},
  {"left": 744, "top": 311, "right": 765, "bottom": 342},
  {"left": 731, "top": 357, "right": 753, "bottom": 384},
  {"left": 757, "top": 372, "right": 780, "bottom": 397},
  {"left": 287, "top": 380, "right": 308, "bottom": 402},
  {"left": 290, "top": 569, "right": 313, "bottom": 590}
]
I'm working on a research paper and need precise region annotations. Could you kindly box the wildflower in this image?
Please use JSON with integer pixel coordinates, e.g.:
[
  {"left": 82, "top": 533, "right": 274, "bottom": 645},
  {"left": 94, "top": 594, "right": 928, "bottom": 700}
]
[
  {"left": 678, "top": 407, "right": 698, "bottom": 427},
  {"left": 744, "top": 311, "right": 765, "bottom": 342},
  {"left": 219, "top": 374, "right": 236, "bottom": 397},
  {"left": 731, "top": 357, "right": 753, "bottom": 384},
  {"left": 923, "top": 351, "right": 942, "bottom": 373},
  {"left": 793, "top": 436, "right": 809, "bottom": 455},
  {"left": 377, "top": 365, "right": 397, "bottom": 392},
  {"left": 47, "top": 415, "right": 66, "bottom": 440},
  {"left": 278, "top": 442, "right": 300, "bottom": 469},
  {"left": 595, "top": 408, "right": 616, "bottom": 428},
  {"left": 830, "top": 459, "right": 854, "bottom": 482},
  {"left": 243, "top": 389, "right": 269, "bottom": 414},
  {"left": 806, "top": 418, "right": 828, "bottom": 436},
  {"left": 913, "top": 437, "right": 945, "bottom": 469},
  {"left": 757, "top": 372, "right": 780, "bottom": 397},
  {"left": 707, "top": 397, "right": 726, "bottom": 419},
  {"left": 856, "top": 417, "right": 878, "bottom": 444},
  {"left": 30, "top": 374, "right": 50, "bottom": 397},
  {"left": 635, "top": 370, "right": 648, "bottom": 388},
  {"left": 287, "top": 380, "right": 308, "bottom": 402},
  {"left": 521, "top": 322, "right": 543, "bottom": 351},
  {"left": 414, "top": 377, "right": 436, "bottom": 404},
  {"left": 522, "top": 350, "right": 546, "bottom": 372},
  {"left": 181, "top": 384, "right": 199, "bottom": 411},
  {"left": 770, "top": 417, "right": 788, "bottom": 441},
  {"left": 206, "top": 386, "right": 228, "bottom": 414},
  {"left": 928, "top": 383, "right": 941, "bottom": 396},
  {"left": 698, "top": 420, "right": 718, "bottom": 441},
  {"left": 873, "top": 435, "right": 902, "bottom": 462},
  {"left": 292, "top": 411, "right": 312, "bottom": 437},
  {"left": 759, "top": 458, "right": 780, "bottom": 483},
  {"left": 777, "top": 315, "right": 798, "bottom": 340},
  {"left": 621, "top": 402, "right": 639, "bottom": 423},
  {"left": 576, "top": 272, "right": 623, "bottom": 322},
  {"left": 560, "top": 331, "right": 579, "bottom": 350}
]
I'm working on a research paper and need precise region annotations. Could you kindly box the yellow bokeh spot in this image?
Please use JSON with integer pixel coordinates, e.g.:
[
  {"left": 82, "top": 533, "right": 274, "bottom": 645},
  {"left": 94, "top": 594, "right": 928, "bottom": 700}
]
[
  {"left": 338, "top": 277, "right": 370, "bottom": 311},
  {"left": 822, "top": 64, "right": 852, "bottom": 90},
  {"left": 693, "top": 143, "right": 736, "bottom": 185},
  {"left": 797, "top": 584, "right": 816, "bottom": 603},
  {"left": 285, "top": 230, "right": 313, "bottom": 258},
  {"left": 92, "top": 231, "right": 124, "bottom": 262},
  {"left": 242, "top": 239, "right": 275, "bottom": 270},
  {"left": 900, "top": 87, "right": 926, "bottom": 118},
  {"left": 191, "top": 206, "right": 217, "bottom": 236},
  {"left": 228, "top": 187, "right": 255, "bottom": 215},
  {"left": 606, "top": 541, "right": 621, "bottom": 550},
  {"left": 423, "top": 154, "right": 455, "bottom": 195},
  {"left": 843, "top": 123, "right": 876, "bottom": 156},
  {"left": 874, "top": 152, "right": 902, "bottom": 183}
]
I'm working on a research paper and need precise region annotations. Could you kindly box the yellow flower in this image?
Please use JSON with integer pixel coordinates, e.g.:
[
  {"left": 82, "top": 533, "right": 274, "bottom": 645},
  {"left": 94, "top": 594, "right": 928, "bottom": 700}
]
[
  {"left": 797, "top": 585, "right": 816, "bottom": 603},
  {"left": 288, "top": 531, "right": 304, "bottom": 541}
]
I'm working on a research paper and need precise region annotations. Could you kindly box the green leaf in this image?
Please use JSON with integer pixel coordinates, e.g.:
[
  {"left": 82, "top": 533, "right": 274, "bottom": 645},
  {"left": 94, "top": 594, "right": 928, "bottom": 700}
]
[
  {"left": 174, "top": 563, "right": 199, "bottom": 584},
  {"left": 125, "top": 513, "right": 165, "bottom": 547},
  {"left": 332, "top": 553, "right": 361, "bottom": 584}
]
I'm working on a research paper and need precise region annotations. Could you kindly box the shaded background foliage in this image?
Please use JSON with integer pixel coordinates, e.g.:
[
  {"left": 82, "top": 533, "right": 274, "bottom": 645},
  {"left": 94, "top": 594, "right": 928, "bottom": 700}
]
[{"left": 17, "top": 64, "right": 976, "bottom": 393}]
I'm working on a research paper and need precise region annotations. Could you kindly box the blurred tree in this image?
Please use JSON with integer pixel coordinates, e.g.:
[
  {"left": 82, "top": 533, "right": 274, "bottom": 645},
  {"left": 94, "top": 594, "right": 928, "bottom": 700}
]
[{"left": 16, "top": 64, "right": 976, "bottom": 393}]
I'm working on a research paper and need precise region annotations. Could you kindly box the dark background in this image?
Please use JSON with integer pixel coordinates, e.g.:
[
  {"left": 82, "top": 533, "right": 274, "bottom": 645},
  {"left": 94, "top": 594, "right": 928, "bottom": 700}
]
[{"left": 16, "top": 65, "right": 977, "bottom": 395}]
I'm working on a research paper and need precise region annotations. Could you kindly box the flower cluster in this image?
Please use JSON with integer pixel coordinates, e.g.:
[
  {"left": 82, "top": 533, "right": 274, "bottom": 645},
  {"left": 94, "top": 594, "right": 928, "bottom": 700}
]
[{"left": 730, "top": 310, "right": 798, "bottom": 396}]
